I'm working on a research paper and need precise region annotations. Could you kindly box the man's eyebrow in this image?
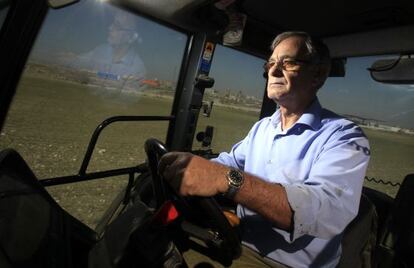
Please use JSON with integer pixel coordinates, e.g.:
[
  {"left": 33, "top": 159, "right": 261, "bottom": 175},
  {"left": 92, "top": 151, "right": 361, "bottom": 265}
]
[
  {"left": 280, "top": 55, "right": 297, "bottom": 60},
  {"left": 268, "top": 55, "right": 295, "bottom": 61}
]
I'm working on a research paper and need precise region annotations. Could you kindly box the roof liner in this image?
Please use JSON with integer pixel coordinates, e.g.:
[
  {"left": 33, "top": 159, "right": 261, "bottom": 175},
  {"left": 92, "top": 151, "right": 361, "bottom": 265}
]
[{"left": 119, "top": 0, "right": 414, "bottom": 58}]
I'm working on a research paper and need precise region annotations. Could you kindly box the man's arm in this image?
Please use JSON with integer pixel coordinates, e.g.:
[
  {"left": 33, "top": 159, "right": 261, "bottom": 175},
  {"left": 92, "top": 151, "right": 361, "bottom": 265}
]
[
  {"left": 234, "top": 172, "right": 293, "bottom": 230},
  {"left": 159, "top": 152, "right": 293, "bottom": 230}
]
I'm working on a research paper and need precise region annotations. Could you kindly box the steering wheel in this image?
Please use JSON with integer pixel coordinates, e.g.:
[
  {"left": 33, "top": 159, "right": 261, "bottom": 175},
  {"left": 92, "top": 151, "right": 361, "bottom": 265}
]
[{"left": 144, "top": 138, "right": 241, "bottom": 265}]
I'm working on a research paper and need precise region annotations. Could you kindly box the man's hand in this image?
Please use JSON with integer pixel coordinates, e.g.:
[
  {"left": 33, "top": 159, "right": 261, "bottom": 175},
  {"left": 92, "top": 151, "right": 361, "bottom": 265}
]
[{"left": 158, "top": 152, "right": 228, "bottom": 197}]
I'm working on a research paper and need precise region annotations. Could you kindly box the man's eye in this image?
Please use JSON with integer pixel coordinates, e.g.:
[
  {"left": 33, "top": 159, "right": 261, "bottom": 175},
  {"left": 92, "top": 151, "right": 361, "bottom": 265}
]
[
  {"left": 268, "top": 61, "right": 275, "bottom": 66},
  {"left": 283, "top": 60, "right": 296, "bottom": 66}
]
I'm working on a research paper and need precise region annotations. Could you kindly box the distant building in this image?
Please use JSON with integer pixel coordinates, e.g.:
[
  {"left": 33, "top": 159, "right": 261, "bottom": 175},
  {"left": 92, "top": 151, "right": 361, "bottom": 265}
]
[{"left": 142, "top": 79, "right": 160, "bottom": 88}]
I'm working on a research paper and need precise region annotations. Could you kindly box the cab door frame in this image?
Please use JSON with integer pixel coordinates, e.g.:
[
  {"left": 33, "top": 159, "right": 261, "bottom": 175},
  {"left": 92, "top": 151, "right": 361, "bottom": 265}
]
[{"left": 0, "top": 0, "right": 49, "bottom": 130}]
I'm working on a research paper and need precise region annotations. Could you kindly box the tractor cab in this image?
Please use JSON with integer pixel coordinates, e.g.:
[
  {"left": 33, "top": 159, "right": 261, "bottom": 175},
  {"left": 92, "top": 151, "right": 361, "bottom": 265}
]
[{"left": 0, "top": 0, "right": 413, "bottom": 267}]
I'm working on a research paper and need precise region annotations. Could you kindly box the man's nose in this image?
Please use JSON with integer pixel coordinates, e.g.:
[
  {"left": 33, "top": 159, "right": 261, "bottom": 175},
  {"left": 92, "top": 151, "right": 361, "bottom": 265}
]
[{"left": 269, "top": 65, "right": 283, "bottom": 77}]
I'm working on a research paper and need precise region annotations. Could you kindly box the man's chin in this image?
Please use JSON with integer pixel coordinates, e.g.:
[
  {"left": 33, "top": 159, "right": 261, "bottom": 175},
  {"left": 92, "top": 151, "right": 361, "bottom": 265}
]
[
  {"left": 267, "top": 90, "right": 284, "bottom": 102},
  {"left": 268, "top": 93, "right": 294, "bottom": 107}
]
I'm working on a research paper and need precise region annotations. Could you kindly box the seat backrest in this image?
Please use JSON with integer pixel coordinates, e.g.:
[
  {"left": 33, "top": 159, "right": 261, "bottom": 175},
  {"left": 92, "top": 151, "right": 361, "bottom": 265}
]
[
  {"left": 337, "top": 193, "right": 378, "bottom": 268},
  {"left": 376, "top": 174, "right": 414, "bottom": 268},
  {"left": 0, "top": 149, "right": 96, "bottom": 268}
]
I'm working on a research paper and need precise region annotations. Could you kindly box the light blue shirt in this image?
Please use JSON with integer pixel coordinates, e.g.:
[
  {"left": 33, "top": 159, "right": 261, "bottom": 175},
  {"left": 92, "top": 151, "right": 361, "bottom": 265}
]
[{"left": 213, "top": 98, "right": 370, "bottom": 268}]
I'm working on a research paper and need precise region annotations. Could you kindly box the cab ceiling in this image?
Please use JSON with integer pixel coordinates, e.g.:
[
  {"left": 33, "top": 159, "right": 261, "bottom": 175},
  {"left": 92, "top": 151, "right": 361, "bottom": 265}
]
[{"left": 119, "top": 0, "right": 414, "bottom": 58}]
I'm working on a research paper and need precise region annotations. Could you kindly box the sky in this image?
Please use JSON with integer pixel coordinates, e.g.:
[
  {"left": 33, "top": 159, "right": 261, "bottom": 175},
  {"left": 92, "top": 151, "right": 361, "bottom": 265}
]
[{"left": 30, "top": 0, "right": 414, "bottom": 129}]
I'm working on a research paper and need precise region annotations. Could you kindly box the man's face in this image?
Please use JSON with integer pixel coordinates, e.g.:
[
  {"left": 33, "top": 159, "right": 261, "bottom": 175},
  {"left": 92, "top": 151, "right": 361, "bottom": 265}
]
[
  {"left": 266, "top": 36, "right": 318, "bottom": 106},
  {"left": 108, "top": 13, "right": 136, "bottom": 46}
]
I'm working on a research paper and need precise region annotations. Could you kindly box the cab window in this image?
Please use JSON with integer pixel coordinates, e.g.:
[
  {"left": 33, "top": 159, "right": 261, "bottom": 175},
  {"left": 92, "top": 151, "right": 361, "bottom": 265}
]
[
  {"left": 0, "top": 0, "right": 187, "bottom": 227},
  {"left": 194, "top": 44, "right": 266, "bottom": 152},
  {"left": 319, "top": 56, "right": 414, "bottom": 197}
]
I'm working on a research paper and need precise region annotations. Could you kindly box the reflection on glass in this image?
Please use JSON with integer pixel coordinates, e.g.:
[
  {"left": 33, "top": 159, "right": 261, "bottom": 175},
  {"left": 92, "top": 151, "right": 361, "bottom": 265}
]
[
  {"left": 27, "top": 0, "right": 187, "bottom": 103},
  {"left": 70, "top": 10, "right": 146, "bottom": 96}
]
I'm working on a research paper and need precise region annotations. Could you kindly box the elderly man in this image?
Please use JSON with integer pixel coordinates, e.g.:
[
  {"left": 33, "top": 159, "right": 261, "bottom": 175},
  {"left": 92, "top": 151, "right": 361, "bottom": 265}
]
[
  {"left": 73, "top": 9, "right": 146, "bottom": 95},
  {"left": 159, "top": 31, "right": 370, "bottom": 267}
]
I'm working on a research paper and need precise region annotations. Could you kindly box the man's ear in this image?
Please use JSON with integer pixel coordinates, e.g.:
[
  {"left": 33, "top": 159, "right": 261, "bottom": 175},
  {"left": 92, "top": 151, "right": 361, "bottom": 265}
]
[{"left": 312, "top": 64, "right": 330, "bottom": 90}]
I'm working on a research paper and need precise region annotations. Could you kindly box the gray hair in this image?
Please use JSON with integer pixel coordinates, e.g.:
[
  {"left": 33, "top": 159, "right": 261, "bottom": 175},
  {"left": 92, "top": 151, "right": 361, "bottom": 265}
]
[{"left": 270, "top": 31, "right": 331, "bottom": 65}]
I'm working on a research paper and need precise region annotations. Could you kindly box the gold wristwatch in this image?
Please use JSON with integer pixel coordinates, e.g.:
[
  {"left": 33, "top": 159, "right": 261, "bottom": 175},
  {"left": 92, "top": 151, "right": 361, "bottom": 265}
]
[{"left": 224, "top": 169, "right": 244, "bottom": 199}]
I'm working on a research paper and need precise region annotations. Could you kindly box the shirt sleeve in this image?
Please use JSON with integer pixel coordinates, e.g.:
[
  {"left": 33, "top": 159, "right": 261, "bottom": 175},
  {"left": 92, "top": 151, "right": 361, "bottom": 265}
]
[
  {"left": 283, "top": 124, "right": 370, "bottom": 241},
  {"left": 212, "top": 140, "right": 246, "bottom": 170}
]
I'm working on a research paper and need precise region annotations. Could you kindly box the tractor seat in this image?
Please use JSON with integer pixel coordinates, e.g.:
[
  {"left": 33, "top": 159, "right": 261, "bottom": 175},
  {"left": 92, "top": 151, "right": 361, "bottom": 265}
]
[
  {"left": 0, "top": 148, "right": 98, "bottom": 268},
  {"left": 0, "top": 148, "right": 174, "bottom": 268}
]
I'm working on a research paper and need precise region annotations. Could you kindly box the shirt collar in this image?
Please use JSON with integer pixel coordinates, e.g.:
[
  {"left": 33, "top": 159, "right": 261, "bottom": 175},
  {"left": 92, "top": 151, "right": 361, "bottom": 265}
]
[
  {"left": 270, "top": 98, "right": 322, "bottom": 131},
  {"left": 296, "top": 98, "right": 322, "bottom": 130}
]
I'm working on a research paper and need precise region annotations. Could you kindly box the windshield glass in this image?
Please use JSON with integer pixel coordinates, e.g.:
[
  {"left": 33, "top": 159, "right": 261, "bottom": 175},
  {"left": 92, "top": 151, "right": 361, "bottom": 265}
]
[{"left": 0, "top": 0, "right": 187, "bottom": 228}]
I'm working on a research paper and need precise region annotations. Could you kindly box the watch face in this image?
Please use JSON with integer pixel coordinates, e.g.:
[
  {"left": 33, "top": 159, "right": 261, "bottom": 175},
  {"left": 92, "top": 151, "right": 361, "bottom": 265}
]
[{"left": 229, "top": 169, "right": 243, "bottom": 185}]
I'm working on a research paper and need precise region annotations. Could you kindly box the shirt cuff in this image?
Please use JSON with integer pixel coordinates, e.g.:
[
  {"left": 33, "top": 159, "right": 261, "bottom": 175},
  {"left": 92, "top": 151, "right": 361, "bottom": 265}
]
[{"left": 283, "top": 183, "right": 319, "bottom": 241}]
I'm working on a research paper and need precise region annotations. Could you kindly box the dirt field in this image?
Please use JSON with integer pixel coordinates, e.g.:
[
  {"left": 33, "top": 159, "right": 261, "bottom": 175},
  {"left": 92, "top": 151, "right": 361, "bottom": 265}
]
[{"left": 1, "top": 75, "right": 413, "bottom": 228}]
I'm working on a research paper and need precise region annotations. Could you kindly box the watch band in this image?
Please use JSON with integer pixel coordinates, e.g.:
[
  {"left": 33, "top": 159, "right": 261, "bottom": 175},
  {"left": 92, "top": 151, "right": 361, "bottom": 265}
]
[{"left": 225, "top": 184, "right": 239, "bottom": 199}]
